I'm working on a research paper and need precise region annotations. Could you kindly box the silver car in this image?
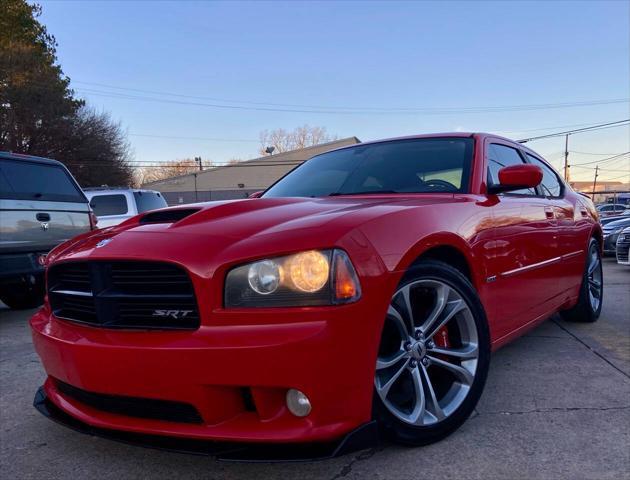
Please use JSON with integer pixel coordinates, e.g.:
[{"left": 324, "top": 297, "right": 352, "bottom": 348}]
[
  {"left": 0, "top": 152, "right": 94, "bottom": 309},
  {"left": 85, "top": 188, "right": 167, "bottom": 227},
  {"left": 602, "top": 217, "right": 630, "bottom": 255},
  {"left": 616, "top": 227, "right": 630, "bottom": 265}
]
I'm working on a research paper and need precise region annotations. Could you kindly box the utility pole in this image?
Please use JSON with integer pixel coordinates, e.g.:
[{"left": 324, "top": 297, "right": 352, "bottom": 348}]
[
  {"left": 563, "top": 134, "right": 570, "bottom": 182},
  {"left": 592, "top": 165, "right": 599, "bottom": 202}
]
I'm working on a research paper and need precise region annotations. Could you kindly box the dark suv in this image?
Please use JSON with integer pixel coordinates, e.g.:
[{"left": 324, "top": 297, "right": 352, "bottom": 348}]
[{"left": 0, "top": 152, "right": 95, "bottom": 309}]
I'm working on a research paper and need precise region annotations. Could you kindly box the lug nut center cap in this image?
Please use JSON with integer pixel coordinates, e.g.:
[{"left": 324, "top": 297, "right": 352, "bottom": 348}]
[{"left": 410, "top": 341, "right": 426, "bottom": 360}]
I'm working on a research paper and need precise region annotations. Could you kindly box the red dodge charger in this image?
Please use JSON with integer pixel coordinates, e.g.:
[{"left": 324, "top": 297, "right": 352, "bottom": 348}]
[{"left": 31, "top": 133, "right": 603, "bottom": 459}]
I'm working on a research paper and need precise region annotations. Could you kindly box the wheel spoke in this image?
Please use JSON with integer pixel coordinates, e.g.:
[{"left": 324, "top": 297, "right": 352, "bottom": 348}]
[
  {"left": 425, "top": 299, "right": 465, "bottom": 340},
  {"left": 420, "top": 364, "right": 445, "bottom": 421},
  {"left": 427, "top": 355, "right": 474, "bottom": 385},
  {"left": 407, "top": 367, "right": 426, "bottom": 425},
  {"left": 589, "top": 278, "right": 601, "bottom": 288},
  {"left": 398, "top": 284, "right": 415, "bottom": 333},
  {"left": 387, "top": 305, "right": 410, "bottom": 338},
  {"left": 376, "top": 358, "right": 410, "bottom": 399},
  {"left": 419, "top": 283, "right": 449, "bottom": 334},
  {"left": 428, "top": 343, "right": 478, "bottom": 360},
  {"left": 376, "top": 349, "right": 407, "bottom": 370}
]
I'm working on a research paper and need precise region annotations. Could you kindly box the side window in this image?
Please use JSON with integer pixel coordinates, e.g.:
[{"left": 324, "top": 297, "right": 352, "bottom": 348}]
[
  {"left": 525, "top": 154, "right": 562, "bottom": 198},
  {"left": 0, "top": 159, "right": 86, "bottom": 203},
  {"left": 487, "top": 144, "right": 536, "bottom": 195},
  {"left": 89, "top": 194, "right": 129, "bottom": 216}
]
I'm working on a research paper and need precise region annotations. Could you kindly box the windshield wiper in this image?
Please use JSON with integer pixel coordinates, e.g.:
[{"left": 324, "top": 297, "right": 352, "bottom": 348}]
[{"left": 328, "top": 190, "right": 399, "bottom": 196}]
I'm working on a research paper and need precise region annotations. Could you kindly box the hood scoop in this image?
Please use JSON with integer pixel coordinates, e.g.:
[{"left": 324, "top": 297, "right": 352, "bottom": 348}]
[{"left": 139, "top": 208, "right": 201, "bottom": 225}]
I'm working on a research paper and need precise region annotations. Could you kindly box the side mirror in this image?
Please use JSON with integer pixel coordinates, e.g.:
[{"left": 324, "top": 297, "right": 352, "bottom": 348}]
[
  {"left": 248, "top": 191, "right": 264, "bottom": 198},
  {"left": 488, "top": 164, "right": 543, "bottom": 194}
]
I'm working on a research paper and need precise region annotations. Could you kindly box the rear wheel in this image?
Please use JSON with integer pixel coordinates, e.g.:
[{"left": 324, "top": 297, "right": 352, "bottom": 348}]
[
  {"left": 560, "top": 238, "right": 603, "bottom": 323},
  {"left": 0, "top": 275, "right": 45, "bottom": 310},
  {"left": 373, "top": 260, "right": 490, "bottom": 445}
]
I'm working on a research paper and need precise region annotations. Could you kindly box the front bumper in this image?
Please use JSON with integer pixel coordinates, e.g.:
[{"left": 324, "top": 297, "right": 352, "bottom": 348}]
[
  {"left": 33, "top": 387, "right": 377, "bottom": 461},
  {"left": 30, "top": 295, "right": 385, "bottom": 452},
  {"left": 0, "top": 251, "right": 46, "bottom": 281}
]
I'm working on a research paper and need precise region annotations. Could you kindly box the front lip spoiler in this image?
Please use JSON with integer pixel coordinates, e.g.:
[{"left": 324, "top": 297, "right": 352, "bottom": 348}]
[{"left": 33, "top": 387, "right": 378, "bottom": 462}]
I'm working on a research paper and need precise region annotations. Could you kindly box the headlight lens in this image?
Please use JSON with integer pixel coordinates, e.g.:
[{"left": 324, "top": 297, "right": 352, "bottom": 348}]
[
  {"left": 247, "top": 260, "right": 281, "bottom": 294},
  {"left": 286, "top": 250, "right": 330, "bottom": 292},
  {"left": 225, "top": 249, "right": 361, "bottom": 307}
]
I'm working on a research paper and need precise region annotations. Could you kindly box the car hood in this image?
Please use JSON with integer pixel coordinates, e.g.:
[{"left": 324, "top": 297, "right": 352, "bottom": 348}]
[{"left": 47, "top": 195, "right": 463, "bottom": 273}]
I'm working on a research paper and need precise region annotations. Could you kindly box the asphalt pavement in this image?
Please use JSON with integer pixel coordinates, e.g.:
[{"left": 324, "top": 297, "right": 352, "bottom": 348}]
[{"left": 1, "top": 258, "right": 628, "bottom": 479}]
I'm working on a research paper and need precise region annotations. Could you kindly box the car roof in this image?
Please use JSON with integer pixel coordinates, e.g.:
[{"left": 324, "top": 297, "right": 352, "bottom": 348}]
[
  {"left": 314, "top": 132, "right": 539, "bottom": 157},
  {"left": 0, "top": 151, "right": 65, "bottom": 167},
  {"left": 84, "top": 188, "right": 160, "bottom": 194},
  {"left": 606, "top": 217, "right": 630, "bottom": 227}
]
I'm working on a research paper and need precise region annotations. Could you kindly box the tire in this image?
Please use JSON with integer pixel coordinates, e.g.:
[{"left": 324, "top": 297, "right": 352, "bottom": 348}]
[
  {"left": 0, "top": 275, "right": 45, "bottom": 310},
  {"left": 560, "top": 238, "right": 603, "bottom": 323},
  {"left": 373, "top": 260, "right": 491, "bottom": 446}
]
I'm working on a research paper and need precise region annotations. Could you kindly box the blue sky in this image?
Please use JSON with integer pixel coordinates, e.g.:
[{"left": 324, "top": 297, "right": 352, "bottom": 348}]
[{"left": 40, "top": 0, "right": 629, "bottom": 182}]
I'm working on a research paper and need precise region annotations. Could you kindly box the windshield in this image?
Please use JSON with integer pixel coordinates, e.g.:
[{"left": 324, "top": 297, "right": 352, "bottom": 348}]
[
  {"left": 263, "top": 137, "right": 474, "bottom": 198},
  {"left": 133, "top": 191, "right": 168, "bottom": 213}
]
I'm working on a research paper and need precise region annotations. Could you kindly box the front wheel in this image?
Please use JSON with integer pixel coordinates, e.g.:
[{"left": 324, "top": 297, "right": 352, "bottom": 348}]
[
  {"left": 373, "top": 260, "right": 491, "bottom": 446},
  {"left": 0, "top": 275, "right": 45, "bottom": 310}
]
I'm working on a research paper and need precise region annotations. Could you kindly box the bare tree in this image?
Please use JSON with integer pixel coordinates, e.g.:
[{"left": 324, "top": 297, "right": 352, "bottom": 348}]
[
  {"left": 137, "top": 158, "right": 212, "bottom": 186},
  {"left": 259, "top": 125, "right": 337, "bottom": 155},
  {"left": 63, "top": 107, "right": 134, "bottom": 187}
]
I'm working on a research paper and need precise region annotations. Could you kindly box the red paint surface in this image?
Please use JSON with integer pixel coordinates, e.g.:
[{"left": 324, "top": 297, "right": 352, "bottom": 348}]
[{"left": 31, "top": 133, "right": 601, "bottom": 443}]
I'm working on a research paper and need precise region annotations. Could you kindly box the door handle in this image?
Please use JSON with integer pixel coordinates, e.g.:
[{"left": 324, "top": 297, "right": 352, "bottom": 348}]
[
  {"left": 36, "top": 212, "right": 51, "bottom": 222},
  {"left": 544, "top": 207, "right": 555, "bottom": 219}
]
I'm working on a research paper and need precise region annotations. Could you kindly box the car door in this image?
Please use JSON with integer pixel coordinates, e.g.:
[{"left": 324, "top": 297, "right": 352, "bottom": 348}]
[
  {"left": 485, "top": 141, "right": 561, "bottom": 341},
  {"left": 523, "top": 153, "right": 585, "bottom": 297}
]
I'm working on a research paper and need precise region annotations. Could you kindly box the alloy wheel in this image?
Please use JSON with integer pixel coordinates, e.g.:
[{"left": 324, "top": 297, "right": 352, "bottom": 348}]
[
  {"left": 587, "top": 243, "right": 603, "bottom": 312},
  {"left": 375, "top": 279, "right": 479, "bottom": 426}
]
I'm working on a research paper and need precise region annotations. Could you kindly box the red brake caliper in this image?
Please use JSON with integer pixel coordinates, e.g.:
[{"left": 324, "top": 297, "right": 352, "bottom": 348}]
[{"left": 434, "top": 326, "right": 451, "bottom": 349}]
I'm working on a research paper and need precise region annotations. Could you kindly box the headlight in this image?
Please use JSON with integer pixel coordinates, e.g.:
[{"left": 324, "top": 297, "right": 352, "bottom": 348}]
[{"left": 225, "top": 249, "right": 361, "bottom": 307}]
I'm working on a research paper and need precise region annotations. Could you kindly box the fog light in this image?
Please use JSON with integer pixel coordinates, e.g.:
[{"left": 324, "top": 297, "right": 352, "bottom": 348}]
[{"left": 286, "top": 389, "right": 311, "bottom": 417}]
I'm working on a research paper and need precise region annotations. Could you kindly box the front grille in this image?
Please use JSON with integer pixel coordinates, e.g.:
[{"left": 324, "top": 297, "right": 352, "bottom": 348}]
[
  {"left": 617, "top": 236, "right": 630, "bottom": 262},
  {"left": 56, "top": 380, "right": 203, "bottom": 424},
  {"left": 48, "top": 261, "right": 200, "bottom": 330}
]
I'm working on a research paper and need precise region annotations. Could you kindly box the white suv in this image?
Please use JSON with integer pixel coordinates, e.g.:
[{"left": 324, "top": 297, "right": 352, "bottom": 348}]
[{"left": 85, "top": 188, "right": 167, "bottom": 227}]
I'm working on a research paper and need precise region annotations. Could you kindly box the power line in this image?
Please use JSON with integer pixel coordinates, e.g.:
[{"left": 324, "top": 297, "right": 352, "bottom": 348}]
[
  {"left": 497, "top": 122, "right": 609, "bottom": 135},
  {"left": 569, "top": 151, "right": 629, "bottom": 166},
  {"left": 74, "top": 86, "right": 630, "bottom": 116},
  {"left": 129, "top": 133, "right": 258, "bottom": 143},
  {"left": 570, "top": 164, "right": 629, "bottom": 172},
  {"left": 602, "top": 172, "right": 630, "bottom": 181},
  {"left": 570, "top": 150, "right": 625, "bottom": 156},
  {"left": 517, "top": 120, "right": 630, "bottom": 142},
  {"left": 73, "top": 81, "right": 630, "bottom": 113}
]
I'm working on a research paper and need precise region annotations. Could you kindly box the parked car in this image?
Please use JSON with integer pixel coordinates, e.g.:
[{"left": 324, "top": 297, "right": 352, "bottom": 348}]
[
  {"left": 31, "top": 133, "right": 603, "bottom": 459},
  {"left": 0, "top": 152, "right": 95, "bottom": 309},
  {"left": 84, "top": 188, "right": 167, "bottom": 227},
  {"left": 596, "top": 203, "right": 628, "bottom": 216},
  {"left": 600, "top": 214, "right": 630, "bottom": 226},
  {"left": 602, "top": 217, "right": 630, "bottom": 255},
  {"left": 616, "top": 227, "right": 630, "bottom": 265}
]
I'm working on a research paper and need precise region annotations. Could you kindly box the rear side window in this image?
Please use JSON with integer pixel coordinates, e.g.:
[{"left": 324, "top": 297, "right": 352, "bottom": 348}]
[
  {"left": 0, "top": 159, "right": 86, "bottom": 203},
  {"left": 487, "top": 144, "right": 536, "bottom": 195},
  {"left": 524, "top": 154, "right": 562, "bottom": 198},
  {"left": 133, "top": 191, "right": 167, "bottom": 213},
  {"left": 90, "top": 194, "right": 128, "bottom": 216}
]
